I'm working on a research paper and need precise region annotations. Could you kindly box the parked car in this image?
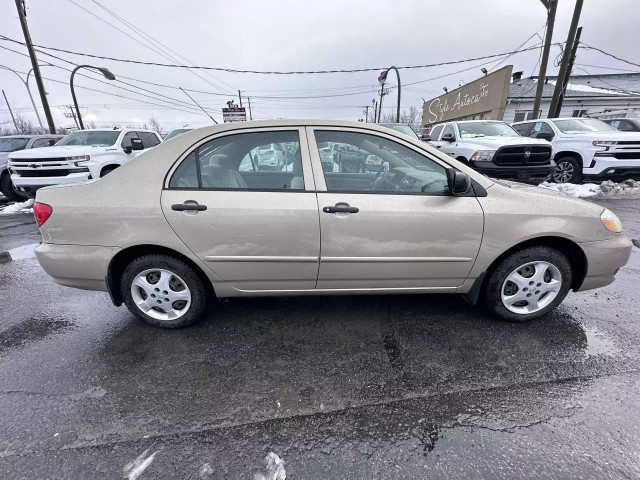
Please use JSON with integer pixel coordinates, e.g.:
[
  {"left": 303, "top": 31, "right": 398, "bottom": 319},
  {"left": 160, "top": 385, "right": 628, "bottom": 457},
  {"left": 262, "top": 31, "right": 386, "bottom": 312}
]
[
  {"left": 377, "top": 123, "right": 421, "bottom": 140},
  {"left": 165, "top": 128, "right": 193, "bottom": 140},
  {"left": 255, "top": 143, "right": 287, "bottom": 171},
  {"left": 601, "top": 118, "right": 640, "bottom": 133},
  {"left": 427, "top": 120, "right": 554, "bottom": 184},
  {"left": 8, "top": 129, "right": 162, "bottom": 197},
  {"left": 333, "top": 143, "right": 368, "bottom": 172},
  {"left": 31, "top": 121, "right": 631, "bottom": 328},
  {"left": 0, "top": 134, "right": 63, "bottom": 200},
  {"left": 512, "top": 117, "right": 640, "bottom": 183}
]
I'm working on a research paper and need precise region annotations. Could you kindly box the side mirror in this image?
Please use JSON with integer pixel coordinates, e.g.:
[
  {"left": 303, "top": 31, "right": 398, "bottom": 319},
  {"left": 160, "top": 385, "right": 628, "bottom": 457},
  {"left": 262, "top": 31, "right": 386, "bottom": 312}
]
[
  {"left": 442, "top": 133, "right": 456, "bottom": 142},
  {"left": 446, "top": 168, "right": 471, "bottom": 195},
  {"left": 536, "top": 132, "right": 553, "bottom": 141},
  {"left": 48, "top": 139, "right": 55, "bottom": 146},
  {"left": 130, "top": 138, "right": 144, "bottom": 151}
]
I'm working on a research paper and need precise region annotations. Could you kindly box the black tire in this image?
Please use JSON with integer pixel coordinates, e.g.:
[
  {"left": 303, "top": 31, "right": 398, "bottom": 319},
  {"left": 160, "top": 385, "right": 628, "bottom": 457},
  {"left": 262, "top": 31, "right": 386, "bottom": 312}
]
[
  {"left": 552, "top": 156, "right": 583, "bottom": 184},
  {"left": 0, "top": 171, "right": 28, "bottom": 202},
  {"left": 100, "top": 166, "right": 118, "bottom": 177},
  {"left": 121, "top": 254, "right": 209, "bottom": 328},
  {"left": 482, "top": 246, "right": 572, "bottom": 322}
]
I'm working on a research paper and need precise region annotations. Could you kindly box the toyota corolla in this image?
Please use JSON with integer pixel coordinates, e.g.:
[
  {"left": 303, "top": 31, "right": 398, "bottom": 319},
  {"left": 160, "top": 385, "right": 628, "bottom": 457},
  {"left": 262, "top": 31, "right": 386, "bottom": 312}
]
[{"left": 32, "top": 120, "right": 632, "bottom": 328}]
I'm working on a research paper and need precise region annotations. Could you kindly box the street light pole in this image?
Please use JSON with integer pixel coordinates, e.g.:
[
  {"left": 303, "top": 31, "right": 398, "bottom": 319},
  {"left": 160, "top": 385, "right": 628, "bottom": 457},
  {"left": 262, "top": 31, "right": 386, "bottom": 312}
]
[
  {"left": 378, "top": 66, "right": 401, "bottom": 123},
  {"left": 70, "top": 65, "right": 116, "bottom": 129},
  {"left": 0, "top": 65, "right": 44, "bottom": 129}
]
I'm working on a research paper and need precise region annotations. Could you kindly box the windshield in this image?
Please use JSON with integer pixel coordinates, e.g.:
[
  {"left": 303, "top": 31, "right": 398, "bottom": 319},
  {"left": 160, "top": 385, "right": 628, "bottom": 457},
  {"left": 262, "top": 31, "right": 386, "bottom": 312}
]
[
  {"left": 382, "top": 124, "right": 419, "bottom": 140},
  {"left": 57, "top": 131, "right": 120, "bottom": 147},
  {"left": 0, "top": 137, "right": 29, "bottom": 152},
  {"left": 552, "top": 118, "right": 616, "bottom": 133},
  {"left": 458, "top": 122, "right": 519, "bottom": 137},
  {"left": 165, "top": 128, "right": 192, "bottom": 140}
]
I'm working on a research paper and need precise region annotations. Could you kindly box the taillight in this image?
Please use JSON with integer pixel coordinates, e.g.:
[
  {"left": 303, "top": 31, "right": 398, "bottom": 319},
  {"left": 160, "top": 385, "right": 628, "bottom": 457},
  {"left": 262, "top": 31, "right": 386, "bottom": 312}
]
[{"left": 33, "top": 202, "right": 53, "bottom": 227}]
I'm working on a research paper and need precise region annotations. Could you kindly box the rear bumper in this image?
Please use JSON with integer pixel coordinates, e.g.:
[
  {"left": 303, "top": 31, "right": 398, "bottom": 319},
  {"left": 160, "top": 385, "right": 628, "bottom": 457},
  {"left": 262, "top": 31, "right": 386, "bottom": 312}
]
[
  {"left": 576, "top": 235, "right": 632, "bottom": 291},
  {"left": 473, "top": 161, "right": 555, "bottom": 183},
  {"left": 35, "top": 243, "right": 120, "bottom": 292}
]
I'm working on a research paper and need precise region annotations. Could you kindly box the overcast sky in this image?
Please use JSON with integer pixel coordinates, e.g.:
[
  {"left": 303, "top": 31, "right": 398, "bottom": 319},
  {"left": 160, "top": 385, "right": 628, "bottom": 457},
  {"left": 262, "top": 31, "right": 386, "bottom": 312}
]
[{"left": 0, "top": 0, "right": 638, "bottom": 132}]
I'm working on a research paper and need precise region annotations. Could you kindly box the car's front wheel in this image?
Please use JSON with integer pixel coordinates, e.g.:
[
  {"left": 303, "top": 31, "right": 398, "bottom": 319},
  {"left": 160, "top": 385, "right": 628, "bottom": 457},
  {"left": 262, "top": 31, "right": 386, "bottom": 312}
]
[
  {"left": 121, "top": 254, "right": 209, "bottom": 328},
  {"left": 0, "top": 171, "right": 28, "bottom": 202},
  {"left": 552, "top": 156, "right": 582, "bottom": 184},
  {"left": 482, "top": 246, "right": 572, "bottom": 322}
]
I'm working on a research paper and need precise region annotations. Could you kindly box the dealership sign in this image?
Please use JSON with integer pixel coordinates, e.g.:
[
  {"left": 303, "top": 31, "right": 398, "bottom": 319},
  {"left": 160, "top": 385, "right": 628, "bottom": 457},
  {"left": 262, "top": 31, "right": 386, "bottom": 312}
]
[
  {"left": 422, "top": 65, "right": 513, "bottom": 127},
  {"left": 222, "top": 107, "right": 247, "bottom": 122}
]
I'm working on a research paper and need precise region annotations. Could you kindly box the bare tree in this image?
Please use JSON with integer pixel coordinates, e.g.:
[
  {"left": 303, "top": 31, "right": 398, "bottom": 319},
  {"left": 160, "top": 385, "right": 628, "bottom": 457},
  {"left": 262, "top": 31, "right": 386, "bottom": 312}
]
[
  {"left": 85, "top": 120, "right": 97, "bottom": 130},
  {"left": 378, "top": 107, "right": 421, "bottom": 132},
  {"left": 148, "top": 117, "right": 165, "bottom": 136}
]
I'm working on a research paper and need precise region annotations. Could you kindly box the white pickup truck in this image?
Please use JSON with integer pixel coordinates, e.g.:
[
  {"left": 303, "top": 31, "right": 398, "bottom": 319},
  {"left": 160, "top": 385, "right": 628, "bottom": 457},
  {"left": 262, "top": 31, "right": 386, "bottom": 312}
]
[
  {"left": 512, "top": 117, "right": 640, "bottom": 184},
  {"left": 427, "top": 120, "right": 554, "bottom": 184},
  {"left": 8, "top": 128, "right": 161, "bottom": 197}
]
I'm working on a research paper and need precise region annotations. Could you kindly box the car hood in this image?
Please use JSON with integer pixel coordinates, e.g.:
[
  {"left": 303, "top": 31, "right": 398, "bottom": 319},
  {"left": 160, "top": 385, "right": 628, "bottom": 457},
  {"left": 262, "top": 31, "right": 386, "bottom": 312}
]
[
  {"left": 459, "top": 136, "right": 551, "bottom": 149},
  {"left": 8, "top": 145, "right": 112, "bottom": 159},
  {"left": 493, "top": 179, "right": 603, "bottom": 208}
]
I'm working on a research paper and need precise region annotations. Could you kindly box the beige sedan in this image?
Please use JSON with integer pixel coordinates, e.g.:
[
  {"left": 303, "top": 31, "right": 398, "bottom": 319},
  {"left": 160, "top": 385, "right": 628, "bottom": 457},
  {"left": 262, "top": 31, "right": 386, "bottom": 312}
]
[{"left": 32, "top": 121, "right": 632, "bottom": 328}]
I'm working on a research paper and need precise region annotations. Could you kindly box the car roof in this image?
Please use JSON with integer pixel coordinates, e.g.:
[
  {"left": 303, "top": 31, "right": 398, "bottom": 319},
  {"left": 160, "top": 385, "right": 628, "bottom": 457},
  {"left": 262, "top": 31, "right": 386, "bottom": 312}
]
[{"left": 0, "top": 134, "right": 63, "bottom": 139}]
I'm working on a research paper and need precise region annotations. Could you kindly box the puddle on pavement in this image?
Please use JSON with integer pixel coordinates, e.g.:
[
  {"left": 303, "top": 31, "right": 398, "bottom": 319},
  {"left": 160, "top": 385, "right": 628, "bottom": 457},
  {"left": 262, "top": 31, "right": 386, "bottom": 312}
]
[
  {"left": 7, "top": 243, "right": 38, "bottom": 261},
  {"left": 583, "top": 327, "right": 620, "bottom": 358},
  {"left": 0, "top": 316, "right": 74, "bottom": 354}
]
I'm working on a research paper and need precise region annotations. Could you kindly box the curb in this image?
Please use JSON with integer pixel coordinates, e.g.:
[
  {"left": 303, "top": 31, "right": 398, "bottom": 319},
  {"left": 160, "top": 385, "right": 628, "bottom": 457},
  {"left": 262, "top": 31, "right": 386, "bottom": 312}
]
[{"left": 0, "top": 251, "right": 12, "bottom": 264}]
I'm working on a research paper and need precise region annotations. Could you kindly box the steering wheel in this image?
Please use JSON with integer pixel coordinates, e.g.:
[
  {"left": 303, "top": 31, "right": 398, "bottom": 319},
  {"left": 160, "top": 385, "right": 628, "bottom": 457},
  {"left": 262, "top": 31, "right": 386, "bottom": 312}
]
[{"left": 370, "top": 162, "right": 390, "bottom": 191}]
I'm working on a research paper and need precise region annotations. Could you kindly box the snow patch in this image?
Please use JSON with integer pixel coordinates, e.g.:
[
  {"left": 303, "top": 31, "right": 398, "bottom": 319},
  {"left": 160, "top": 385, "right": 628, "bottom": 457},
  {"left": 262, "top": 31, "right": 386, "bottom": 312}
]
[
  {"left": 0, "top": 199, "right": 34, "bottom": 215},
  {"left": 538, "top": 179, "right": 640, "bottom": 199},
  {"left": 123, "top": 448, "right": 159, "bottom": 480},
  {"left": 253, "top": 452, "right": 286, "bottom": 480},
  {"left": 199, "top": 463, "right": 214, "bottom": 478}
]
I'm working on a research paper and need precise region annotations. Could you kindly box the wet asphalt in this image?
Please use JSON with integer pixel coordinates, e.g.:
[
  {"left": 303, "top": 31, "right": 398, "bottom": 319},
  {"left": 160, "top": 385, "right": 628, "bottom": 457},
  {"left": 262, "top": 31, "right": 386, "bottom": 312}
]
[{"left": 0, "top": 194, "right": 639, "bottom": 479}]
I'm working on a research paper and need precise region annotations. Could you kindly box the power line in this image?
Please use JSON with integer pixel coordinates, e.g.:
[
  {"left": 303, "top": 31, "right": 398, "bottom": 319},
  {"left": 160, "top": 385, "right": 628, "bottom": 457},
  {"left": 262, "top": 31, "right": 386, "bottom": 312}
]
[
  {"left": 0, "top": 34, "right": 544, "bottom": 74},
  {"left": 578, "top": 42, "right": 640, "bottom": 70}
]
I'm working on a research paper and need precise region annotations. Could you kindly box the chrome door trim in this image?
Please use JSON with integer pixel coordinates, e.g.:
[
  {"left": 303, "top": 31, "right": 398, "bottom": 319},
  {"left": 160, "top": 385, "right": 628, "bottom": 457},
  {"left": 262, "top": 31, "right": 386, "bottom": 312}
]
[
  {"left": 204, "top": 255, "right": 318, "bottom": 263},
  {"left": 321, "top": 256, "right": 473, "bottom": 263}
]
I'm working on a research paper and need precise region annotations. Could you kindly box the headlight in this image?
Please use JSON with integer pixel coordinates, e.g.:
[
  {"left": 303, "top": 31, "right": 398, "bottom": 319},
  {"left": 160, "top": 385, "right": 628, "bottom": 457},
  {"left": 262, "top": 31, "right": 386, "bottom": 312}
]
[
  {"left": 601, "top": 209, "right": 623, "bottom": 233},
  {"left": 68, "top": 155, "right": 90, "bottom": 161},
  {"left": 592, "top": 141, "right": 617, "bottom": 147},
  {"left": 470, "top": 150, "right": 496, "bottom": 162}
]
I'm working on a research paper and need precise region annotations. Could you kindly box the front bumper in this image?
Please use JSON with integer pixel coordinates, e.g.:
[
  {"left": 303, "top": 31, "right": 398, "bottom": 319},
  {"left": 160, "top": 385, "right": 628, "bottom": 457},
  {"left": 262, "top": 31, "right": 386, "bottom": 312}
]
[
  {"left": 576, "top": 235, "right": 632, "bottom": 291},
  {"left": 472, "top": 161, "right": 555, "bottom": 183},
  {"left": 35, "top": 243, "right": 120, "bottom": 292},
  {"left": 583, "top": 158, "right": 640, "bottom": 181},
  {"left": 11, "top": 171, "right": 91, "bottom": 189}
]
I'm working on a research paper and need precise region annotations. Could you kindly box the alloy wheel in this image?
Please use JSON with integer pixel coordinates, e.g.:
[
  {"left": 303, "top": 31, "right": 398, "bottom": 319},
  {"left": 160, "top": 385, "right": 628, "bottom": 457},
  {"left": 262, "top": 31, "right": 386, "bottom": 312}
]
[
  {"left": 130, "top": 268, "right": 191, "bottom": 320},
  {"left": 553, "top": 161, "right": 574, "bottom": 183},
  {"left": 500, "top": 261, "right": 562, "bottom": 314}
]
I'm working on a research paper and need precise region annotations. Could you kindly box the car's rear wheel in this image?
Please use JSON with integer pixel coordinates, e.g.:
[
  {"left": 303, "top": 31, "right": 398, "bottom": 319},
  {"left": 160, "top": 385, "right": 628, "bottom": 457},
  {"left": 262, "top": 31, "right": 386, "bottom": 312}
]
[
  {"left": 482, "top": 246, "right": 572, "bottom": 322},
  {"left": 121, "top": 254, "right": 208, "bottom": 328},
  {"left": 552, "top": 157, "right": 582, "bottom": 184},
  {"left": 0, "top": 171, "right": 28, "bottom": 202}
]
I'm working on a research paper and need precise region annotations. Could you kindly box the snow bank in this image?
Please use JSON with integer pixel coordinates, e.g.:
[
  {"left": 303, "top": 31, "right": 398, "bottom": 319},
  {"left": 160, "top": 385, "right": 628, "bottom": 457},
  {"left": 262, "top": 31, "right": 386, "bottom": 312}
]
[
  {"left": 0, "top": 199, "right": 34, "bottom": 214},
  {"left": 538, "top": 179, "right": 640, "bottom": 199}
]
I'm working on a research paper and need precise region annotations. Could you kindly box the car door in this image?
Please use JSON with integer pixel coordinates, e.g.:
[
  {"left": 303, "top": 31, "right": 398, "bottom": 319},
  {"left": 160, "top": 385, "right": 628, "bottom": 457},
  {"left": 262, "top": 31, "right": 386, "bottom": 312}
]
[
  {"left": 161, "top": 127, "right": 320, "bottom": 291},
  {"left": 307, "top": 127, "right": 484, "bottom": 290},
  {"left": 438, "top": 123, "right": 458, "bottom": 158}
]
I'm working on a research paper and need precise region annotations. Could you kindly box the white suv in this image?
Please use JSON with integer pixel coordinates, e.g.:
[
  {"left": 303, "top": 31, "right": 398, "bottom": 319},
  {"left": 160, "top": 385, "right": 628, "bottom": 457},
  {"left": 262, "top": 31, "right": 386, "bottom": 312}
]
[
  {"left": 8, "top": 129, "right": 161, "bottom": 196},
  {"left": 512, "top": 117, "right": 640, "bottom": 183}
]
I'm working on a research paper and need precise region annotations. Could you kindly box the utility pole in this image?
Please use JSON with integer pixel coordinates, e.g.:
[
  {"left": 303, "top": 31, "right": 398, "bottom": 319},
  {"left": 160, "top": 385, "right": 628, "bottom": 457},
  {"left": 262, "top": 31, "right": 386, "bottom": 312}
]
[
  {"left": 363, "top": 105, "right": 369, "bottom": 123},
  {"left": 180, "top": 87, "right": 218, "bottom": 124},
  {"left": 2, "top": 90, "right": 18, "bottom": 131},
  {"left": 555, "top": 26, "right": 582, "bottom": 117},
  {"left": 64, "top": 104, "right": 79, "bottom": 129},
  {"left": 548, "top": 0, "right": 583, "bottom": 118},
  {"left": 238, "top": 90, "right": 243, "bottom": 108},
  {"left": 532, "top": 0, "right": 557, "bottom": 119},
  {"left": 372, "top": 99, "right": 378, "bottom": 122},
  {"left": 377, "top": 83, "right": 387, "bottom": 123},
  {"left": 247, "top": 96, "right": 252, "bottom": 120},
  {"left": 15, "top": 0, "right": 56, "bottom": 133}
]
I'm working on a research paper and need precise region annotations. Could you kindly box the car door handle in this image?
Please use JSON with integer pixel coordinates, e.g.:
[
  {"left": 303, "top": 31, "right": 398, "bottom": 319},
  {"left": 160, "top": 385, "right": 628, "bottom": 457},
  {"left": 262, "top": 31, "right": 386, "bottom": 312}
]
[
  {"left": 323, "top": 205, "right": 359, "bottom": 214},
  {"left": 171, "top": 203, "right": 207, "bottom": 211}
]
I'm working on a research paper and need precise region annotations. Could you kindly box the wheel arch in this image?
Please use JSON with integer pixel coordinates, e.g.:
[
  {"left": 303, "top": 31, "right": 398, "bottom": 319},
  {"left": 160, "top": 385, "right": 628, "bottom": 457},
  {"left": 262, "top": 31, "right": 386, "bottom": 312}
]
[
  {"left": 107, "top": 244, "right": 216, "bottom": 306},
  {"left": 100, "top": 163, "right": 122, "bottom": 177},
  {"left": 456, "top": 156, "right": 468, "bottom": 162},
  {"left": 465, "top": 235, "right": 588, "bottom": 305},
  {"left": 553, "top": 150, "right": 583, "bottom": 165}
]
